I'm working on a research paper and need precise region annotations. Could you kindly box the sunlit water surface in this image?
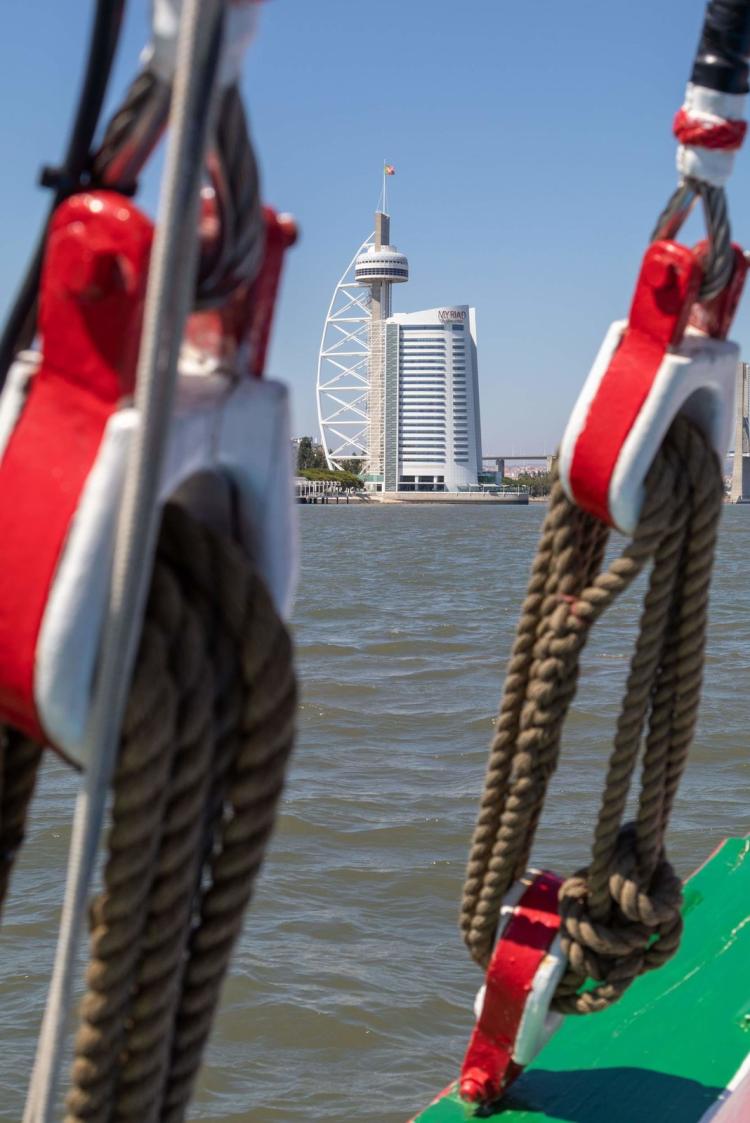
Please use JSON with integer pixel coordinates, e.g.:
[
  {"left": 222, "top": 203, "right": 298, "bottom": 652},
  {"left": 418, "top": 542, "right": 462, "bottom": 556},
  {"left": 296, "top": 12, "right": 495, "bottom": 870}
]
[{"left": 1, "top": 503, "right": 748, "bottom": 1121}]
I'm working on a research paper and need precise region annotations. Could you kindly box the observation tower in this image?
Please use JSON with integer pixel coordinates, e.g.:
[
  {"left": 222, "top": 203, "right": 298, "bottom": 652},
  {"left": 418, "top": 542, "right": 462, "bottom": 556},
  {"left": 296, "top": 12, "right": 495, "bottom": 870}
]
[
  {"left": 316, "top": 195, "right": 481, "bottom": 493},
  {"left": 316, "top": 209, "right": 409, "bottom": 474}
]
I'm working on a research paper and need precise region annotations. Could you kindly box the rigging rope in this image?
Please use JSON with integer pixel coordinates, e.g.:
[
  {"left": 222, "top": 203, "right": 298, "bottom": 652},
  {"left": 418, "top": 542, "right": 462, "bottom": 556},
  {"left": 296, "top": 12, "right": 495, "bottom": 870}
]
[
  {"left": 0, "top": 730, "right": 43, "bottom": 913},
  {"left": 23, "top": 3, "right": 229, "bottom": 1115},
  {"left": 0, "top": 502, "right": 296, "bottom": 1120},
  {"left": 461, "top": 415, "right": 723, "bottom": 1014},
  {"left": 0, "top": 0, "right": 126, "bottom": 388},
  {"left": 92, "top": 74, "right": 265, "bottom": 307}
]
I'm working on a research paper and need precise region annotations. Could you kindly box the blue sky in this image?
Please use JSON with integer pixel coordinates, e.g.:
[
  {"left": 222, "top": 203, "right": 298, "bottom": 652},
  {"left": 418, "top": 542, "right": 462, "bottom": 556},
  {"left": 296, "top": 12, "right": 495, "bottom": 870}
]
[{"left": 1, "top": 0, "right": 748, "bottom": 453}]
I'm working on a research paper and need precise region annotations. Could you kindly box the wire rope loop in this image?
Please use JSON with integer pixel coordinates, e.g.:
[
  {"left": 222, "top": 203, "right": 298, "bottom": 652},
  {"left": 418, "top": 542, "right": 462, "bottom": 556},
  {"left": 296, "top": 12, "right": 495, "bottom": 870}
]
[{"left": 650, "top": 178, "right": 734, "bottom": 301}]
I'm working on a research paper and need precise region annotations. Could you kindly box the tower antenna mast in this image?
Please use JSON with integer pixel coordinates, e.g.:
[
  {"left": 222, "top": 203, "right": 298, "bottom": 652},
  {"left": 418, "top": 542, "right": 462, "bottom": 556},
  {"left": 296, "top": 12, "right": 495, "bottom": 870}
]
[{"left": 379, "top": 160, "right": 395, "bottom": 214}]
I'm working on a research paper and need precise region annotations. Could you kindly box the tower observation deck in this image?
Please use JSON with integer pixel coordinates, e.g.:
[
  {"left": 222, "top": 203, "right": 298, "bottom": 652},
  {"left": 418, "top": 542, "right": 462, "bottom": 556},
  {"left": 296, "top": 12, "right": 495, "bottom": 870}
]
[{"left": 354, "top": 212, "right": 409, "bottom": 319}]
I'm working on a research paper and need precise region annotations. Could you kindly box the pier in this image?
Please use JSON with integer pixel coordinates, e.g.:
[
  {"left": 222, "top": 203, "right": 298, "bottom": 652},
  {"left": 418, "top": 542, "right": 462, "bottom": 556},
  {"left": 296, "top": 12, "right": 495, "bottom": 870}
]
[{"left": 295, "top": 478, "right": 368, "bottom": 504}]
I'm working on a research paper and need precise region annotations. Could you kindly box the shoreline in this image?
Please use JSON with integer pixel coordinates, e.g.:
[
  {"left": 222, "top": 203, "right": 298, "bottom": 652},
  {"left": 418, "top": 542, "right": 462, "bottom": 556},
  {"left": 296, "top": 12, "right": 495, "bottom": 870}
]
[{"left": 373, "top": 491, "right": 529, "bottom": 506}]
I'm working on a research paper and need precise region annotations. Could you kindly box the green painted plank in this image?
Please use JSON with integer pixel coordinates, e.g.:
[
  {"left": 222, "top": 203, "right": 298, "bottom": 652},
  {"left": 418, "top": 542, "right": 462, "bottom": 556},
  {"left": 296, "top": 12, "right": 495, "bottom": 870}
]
[{"left": 414, "top": 838, "right": 750, "bottom": 1122}]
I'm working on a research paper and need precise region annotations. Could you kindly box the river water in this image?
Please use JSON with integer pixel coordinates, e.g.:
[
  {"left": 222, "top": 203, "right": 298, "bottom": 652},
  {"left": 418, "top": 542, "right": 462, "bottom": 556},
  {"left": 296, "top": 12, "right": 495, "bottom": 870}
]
[{"left": 1, "top": 503, "right": 748, "bottom": 1121}]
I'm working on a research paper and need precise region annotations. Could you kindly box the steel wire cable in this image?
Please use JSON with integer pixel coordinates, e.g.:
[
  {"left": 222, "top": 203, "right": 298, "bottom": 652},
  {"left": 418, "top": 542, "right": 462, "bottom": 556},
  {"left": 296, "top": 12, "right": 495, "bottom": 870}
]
[
  {"left": 651, "top": 179, "right": 734, "bottom": 301},
  {"left": 92, "top": 69, "right": 172, "bottom": 193},
  {"left": 699, "top": 184, "right": 735, "bottom": 299},
  {"left": 197, "top": 83, "right": 266, "bottom": 307},
  {"left": 92, "top": 72, "right": 265, "bottom": 307}
]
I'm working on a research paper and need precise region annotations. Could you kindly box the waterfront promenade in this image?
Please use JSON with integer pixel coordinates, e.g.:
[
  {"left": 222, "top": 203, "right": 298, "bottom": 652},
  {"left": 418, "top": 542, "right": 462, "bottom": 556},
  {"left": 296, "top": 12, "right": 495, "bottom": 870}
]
[{"left": 296, "top": 479, "right": 530, "bottom": 506}]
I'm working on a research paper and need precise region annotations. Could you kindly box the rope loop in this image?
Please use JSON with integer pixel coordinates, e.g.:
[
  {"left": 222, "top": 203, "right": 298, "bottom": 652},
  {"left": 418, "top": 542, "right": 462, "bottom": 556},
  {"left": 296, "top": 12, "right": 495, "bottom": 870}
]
[{"left": 461, "top": 414, "right": 723, "bottom": 1016}]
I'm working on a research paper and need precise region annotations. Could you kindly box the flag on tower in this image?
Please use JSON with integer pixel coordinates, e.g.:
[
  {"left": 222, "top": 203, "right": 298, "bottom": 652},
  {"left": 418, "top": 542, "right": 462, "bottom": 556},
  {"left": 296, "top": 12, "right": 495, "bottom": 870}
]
[{"left": 384, "top": 164, "right": 396, "bottom": 176}]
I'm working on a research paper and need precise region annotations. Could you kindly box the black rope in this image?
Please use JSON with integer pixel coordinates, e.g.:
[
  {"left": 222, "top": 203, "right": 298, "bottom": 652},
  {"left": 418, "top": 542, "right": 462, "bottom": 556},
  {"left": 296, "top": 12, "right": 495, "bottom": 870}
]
[{"left": 0, "top": 0, "right": 125, "bottom": 389}]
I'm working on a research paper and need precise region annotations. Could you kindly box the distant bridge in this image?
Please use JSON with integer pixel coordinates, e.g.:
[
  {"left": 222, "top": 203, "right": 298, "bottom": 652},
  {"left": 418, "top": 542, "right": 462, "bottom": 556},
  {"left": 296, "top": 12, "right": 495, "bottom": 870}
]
[
  {"left": 483, "top": 454, "right": 554, "bottom": 461},
  {"left": 483, "top": 453, "right": 557, "bottom": 472}
]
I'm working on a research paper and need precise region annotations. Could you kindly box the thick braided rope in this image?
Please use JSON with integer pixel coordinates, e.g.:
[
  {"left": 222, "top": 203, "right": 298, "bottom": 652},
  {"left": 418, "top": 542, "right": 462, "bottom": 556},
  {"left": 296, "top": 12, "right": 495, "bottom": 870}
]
[
  {"left": 555, "top": 421, "right": 723, "bottom": 1013},
  {"left": 461, "top": 416, "right": 723, "bottom": 1014},
  {"left": 159, "top": 513, "right": 295, "bottom": 1119},
  {"left": 459, "top": 501, "right": 609, "bottom": 953},
  {"left": 65, "top": 604, "right": 183, "bottom": 1121},
  {"left": 65, "top": 502, "right": 296, "bottom": 1121}
]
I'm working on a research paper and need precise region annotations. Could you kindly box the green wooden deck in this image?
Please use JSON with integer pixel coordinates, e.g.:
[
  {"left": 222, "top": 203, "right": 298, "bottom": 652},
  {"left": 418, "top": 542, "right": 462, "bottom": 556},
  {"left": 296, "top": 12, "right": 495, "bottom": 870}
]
[{"left": 413, "top": 838, "right": 750, "bottom": 1123}]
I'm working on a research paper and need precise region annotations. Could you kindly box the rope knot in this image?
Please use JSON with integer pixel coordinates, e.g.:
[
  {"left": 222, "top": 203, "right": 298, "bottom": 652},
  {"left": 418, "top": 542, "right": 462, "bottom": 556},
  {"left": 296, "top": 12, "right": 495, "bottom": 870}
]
[
  {"left": 554, "top": 824, "right": 683, "bottom": 1014},
  {"left": 608, "top": 823, "right": 683, "bottom": 929}
]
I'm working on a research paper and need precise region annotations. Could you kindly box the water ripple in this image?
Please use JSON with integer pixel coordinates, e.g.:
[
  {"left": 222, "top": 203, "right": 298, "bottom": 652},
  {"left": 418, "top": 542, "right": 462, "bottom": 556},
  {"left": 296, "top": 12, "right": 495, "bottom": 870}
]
[{"left": 0, "top": 503, "right": 748, "bottom": 1121}]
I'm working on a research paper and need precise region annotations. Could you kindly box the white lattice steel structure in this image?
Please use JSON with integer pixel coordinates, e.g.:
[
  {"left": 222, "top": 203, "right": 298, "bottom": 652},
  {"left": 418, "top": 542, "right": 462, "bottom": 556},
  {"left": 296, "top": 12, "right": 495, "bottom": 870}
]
[
  {"left": 316, "top": 234, "right": 374, "bottom": 470},
  {"left": 317, "top": 212, "right": 409, "bottom": 473}
]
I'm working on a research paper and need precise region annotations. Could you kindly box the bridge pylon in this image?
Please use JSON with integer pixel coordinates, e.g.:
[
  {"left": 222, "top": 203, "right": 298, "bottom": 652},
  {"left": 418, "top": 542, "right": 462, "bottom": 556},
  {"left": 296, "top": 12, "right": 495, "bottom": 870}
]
[{"left": 730, "top": 362, "right": 750, "bottom": 503}]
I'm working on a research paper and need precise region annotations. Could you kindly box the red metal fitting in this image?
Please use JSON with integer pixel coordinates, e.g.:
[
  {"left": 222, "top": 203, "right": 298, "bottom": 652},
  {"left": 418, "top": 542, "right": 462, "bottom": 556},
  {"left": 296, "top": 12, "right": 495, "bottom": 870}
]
[
  {"left": 688, "top": 241, "right": 749, "bottom": 340},
  {"left": 41, "top": 191, "right": 153, "bottom": 401},
  {"left": 559, "top": 235, "right": 747, "bottom": 534},
  {"left": 459, "top": 870, "right": 564, "bottom": 1106},
  {"left": 247, "top": 208, "right": 298, "bottom": 376},
  {"left": 563, "top": 240, "right": 701, "bottom": 527},
  {"left": 0, "top": 191, "right": 153, "bottom": 741},
  {"left": 0, "top": 188, "right": 297, "bottom": 758},
  {"left": 185, "top": 202, "right": 297, "bottom": 378}
]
